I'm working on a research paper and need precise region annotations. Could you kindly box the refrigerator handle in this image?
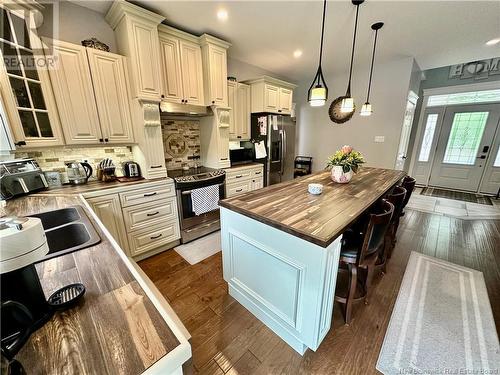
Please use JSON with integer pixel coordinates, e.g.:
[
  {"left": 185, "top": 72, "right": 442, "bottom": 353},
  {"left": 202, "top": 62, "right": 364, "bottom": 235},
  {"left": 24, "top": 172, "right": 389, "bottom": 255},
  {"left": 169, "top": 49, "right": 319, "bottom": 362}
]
[{"left": 282, "top": 129, "right": 287, "bottom": 175}]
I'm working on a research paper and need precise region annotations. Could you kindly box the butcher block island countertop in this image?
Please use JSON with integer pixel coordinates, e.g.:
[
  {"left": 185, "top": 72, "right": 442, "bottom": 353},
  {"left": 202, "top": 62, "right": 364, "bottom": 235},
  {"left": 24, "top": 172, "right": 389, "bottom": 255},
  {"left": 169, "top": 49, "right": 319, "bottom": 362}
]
[
  {"left": 220, "top": 166, "right": 406, "bottom": 247},
  {"left": 0, "top": 193, "right": 191, "bottom": 374}
]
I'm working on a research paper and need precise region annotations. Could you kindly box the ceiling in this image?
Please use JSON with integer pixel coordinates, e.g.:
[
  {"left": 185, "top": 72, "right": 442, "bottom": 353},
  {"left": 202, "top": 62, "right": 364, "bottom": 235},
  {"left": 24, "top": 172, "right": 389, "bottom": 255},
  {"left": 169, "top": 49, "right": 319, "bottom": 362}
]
[{"left": 73, "top": 0, "right": 500, "bottom": 83}]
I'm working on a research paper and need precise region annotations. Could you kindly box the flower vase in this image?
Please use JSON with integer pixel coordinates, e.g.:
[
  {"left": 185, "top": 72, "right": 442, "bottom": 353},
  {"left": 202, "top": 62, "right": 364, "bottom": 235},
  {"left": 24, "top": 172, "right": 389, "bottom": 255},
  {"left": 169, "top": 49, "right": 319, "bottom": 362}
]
[{"left": 331, "top": 166, "right": 353, "bottom": 183}]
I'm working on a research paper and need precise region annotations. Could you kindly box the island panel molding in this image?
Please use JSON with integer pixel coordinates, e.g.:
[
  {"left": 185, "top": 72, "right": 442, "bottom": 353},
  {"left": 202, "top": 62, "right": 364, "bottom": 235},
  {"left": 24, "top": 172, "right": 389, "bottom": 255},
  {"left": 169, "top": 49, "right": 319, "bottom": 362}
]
[{"left": 220, "top": 167, "right": 406, "bottom": 247}]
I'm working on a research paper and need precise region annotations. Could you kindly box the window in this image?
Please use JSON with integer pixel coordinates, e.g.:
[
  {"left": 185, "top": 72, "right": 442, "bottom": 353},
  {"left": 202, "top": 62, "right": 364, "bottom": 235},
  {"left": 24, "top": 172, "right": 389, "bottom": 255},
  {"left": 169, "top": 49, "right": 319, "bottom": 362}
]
[
  {"left": 494, "top": 146, "right": 500, "bottom": 167},
  {"left": 442, "top": 112, "right": 488, "bottom": 165},
  {"left": 0, "top": 7, "right": 53, "bottom": 138},
  {"left": 427, "top": 89, "right": 500, "bottom": 107},
  {"left": 418, "top": 114, "right": 438, "bottom": 162}
]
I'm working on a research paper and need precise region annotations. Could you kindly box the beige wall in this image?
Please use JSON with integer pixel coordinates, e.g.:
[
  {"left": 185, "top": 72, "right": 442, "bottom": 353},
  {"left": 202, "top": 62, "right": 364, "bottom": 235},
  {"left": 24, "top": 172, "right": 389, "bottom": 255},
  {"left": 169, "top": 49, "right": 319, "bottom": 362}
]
[{"left": 296, "top": 57, "right": 415, "bottom": 171}]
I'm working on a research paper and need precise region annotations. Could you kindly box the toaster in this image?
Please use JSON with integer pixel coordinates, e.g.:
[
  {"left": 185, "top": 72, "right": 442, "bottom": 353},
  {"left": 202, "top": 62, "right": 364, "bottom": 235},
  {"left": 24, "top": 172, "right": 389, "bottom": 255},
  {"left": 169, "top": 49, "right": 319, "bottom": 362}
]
[{"left": 123, "top": 161, "right": 141, "bottom": 178}]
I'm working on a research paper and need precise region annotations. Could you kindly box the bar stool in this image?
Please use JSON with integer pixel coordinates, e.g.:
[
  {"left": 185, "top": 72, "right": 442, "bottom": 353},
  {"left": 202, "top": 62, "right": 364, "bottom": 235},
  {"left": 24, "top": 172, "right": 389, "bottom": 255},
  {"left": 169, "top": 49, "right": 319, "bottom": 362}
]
[
  {"left": 385, "top": 186, "right": 407, "bottom": 261},
  {"left": 334, "top": 200, "right": 394, "bottom": 324},
  {"left": 400, "top": 176, "right": 416, "bottom": 216}
]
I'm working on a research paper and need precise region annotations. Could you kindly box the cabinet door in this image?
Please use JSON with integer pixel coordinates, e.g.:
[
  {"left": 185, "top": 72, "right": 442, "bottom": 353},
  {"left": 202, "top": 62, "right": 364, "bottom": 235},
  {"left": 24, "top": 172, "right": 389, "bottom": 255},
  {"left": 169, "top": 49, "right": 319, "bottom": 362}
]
[
  {"left": 237, "top": 83, "right": 251, "bottom": 140},
  {"left": 86, "top": 49, "right": 134, "bottom": 144},
  {"left": 279, "top": 87, "right": 293, "bottom": 114},
  {"left": 128, "top": 19, "right": 162, "bottom": 101},
  {"left": 179, "top": 40, "right": 204, "bottom": 105},
  {"left": 87, "top": 194, "right": 129, "bottom": 253},
  {"left": 158, "top": 35, "right": 183, "bottom": 103},
  {"left": 252, "top": 177, "right": 264, "bottom": 190},
  {"left": 45, "top": 39, "right": 102, "bottom": 144},
  {"left": 264, "top": 84, "right": 279, "bottom": 112},
  {"left": 207, "top": 45, "right": 228, "bottom": 106},
  {"left": 227, "top": 81, "right": 237, "bottom": 139}
]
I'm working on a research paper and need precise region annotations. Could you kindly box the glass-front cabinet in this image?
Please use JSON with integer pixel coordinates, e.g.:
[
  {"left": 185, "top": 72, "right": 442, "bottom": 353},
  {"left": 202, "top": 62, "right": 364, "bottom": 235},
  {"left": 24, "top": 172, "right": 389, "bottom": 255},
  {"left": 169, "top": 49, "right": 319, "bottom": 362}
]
[{"left": 0, "top": 5, "right": 63, "bottom": 148}]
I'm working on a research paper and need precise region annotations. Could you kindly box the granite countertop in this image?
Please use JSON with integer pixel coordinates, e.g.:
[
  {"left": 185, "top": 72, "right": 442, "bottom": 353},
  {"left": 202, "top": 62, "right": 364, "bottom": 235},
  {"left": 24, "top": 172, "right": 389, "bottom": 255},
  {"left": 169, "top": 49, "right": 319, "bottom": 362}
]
[
  {"left": 219, "top": 167, "right": 406, "bottom": 247},
  {"left": 0, "top": 192, "right": 187, "bottom": 374}
]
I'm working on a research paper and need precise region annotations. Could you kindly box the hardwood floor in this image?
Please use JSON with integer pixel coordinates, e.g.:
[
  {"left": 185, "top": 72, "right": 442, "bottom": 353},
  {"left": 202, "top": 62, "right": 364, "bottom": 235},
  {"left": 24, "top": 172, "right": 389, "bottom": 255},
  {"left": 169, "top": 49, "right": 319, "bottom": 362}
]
[{"left": 139, "top": 210, "right": 500, "bottom": 374}]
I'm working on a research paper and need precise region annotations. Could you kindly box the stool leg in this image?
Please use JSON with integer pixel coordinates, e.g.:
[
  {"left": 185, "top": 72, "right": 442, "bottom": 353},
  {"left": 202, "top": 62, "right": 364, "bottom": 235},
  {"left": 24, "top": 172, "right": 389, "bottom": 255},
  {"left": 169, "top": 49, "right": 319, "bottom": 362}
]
[{"left": 344, "top": 263, "right": 357, "bottom": 325}]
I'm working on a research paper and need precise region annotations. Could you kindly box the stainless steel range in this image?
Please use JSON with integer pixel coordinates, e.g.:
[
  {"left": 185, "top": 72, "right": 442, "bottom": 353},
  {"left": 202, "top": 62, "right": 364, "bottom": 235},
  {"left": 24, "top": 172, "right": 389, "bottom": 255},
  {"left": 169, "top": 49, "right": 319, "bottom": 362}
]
[{"left": 168, "top": 167, "right": 225, "bottom": 243}]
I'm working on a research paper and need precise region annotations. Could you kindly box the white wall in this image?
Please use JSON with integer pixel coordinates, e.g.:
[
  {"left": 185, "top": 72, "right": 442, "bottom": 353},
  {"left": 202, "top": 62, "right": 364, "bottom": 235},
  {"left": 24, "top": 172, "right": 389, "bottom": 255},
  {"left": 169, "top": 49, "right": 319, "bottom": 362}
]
[
  {"left": 227, "top": 57, "right": 293, "bottom": 83},
  {"left": 296, "top": 57, "right": 415, "bottom": 171}
]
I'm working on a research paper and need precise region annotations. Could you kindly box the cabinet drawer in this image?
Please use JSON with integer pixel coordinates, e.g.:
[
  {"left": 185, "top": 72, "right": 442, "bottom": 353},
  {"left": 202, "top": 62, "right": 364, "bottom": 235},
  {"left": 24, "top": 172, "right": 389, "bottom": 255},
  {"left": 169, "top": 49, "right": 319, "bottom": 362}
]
[
  {"left": 119, "top": 184, "right": 174, "bottom": 207},
  {"left": 226, "top": 169, "right": 252, "bottom": 182},
  {"left": 226, "top": 180, "right": 252, "bottom": 198},
  {"left": 128, "top": 221, "right": 180, "bottom": 257},
  {"left": 251, "top": 167, "right": 263, "bottom": 178},
  {"left": 122, "top": 197, "right": 177, "bottom": 232}
]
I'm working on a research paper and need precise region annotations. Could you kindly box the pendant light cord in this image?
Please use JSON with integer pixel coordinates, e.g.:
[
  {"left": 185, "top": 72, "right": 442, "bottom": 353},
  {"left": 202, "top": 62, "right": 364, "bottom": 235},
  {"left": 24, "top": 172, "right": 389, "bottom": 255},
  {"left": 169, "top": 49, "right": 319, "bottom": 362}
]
[
  {"left": 366, "top": 28, "right": 379, "bottom": 102},
  {"left": 316, "top": 0, "right": 327, "bottom": 84},
  {"left": 346, "top": 3, "right": 360, "bottom": 94}
]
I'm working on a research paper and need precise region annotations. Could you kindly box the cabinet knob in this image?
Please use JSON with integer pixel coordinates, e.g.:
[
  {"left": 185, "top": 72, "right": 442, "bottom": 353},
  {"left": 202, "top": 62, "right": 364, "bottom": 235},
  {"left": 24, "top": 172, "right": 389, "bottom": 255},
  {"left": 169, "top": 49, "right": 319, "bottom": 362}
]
[
  {"left": 185, "top": 99, "right": 188, "bottom": 103},
  {"left": 212, "top": 100, "right": 215, "bottom": 104},
  {"left": 237, "top": 136, "right": 241, "bottom": 139},
  {"left": 99, "top": 138, "right": 104, "bottom": 143},
  {"left": 104, "top": 138, "right": 109, "bottom": 143},
  {"left": 161, "top": 94, "right": 165, "bottom": 98},
  {"left": 278, "top": 110, "right": 282, "bottom": 113}
]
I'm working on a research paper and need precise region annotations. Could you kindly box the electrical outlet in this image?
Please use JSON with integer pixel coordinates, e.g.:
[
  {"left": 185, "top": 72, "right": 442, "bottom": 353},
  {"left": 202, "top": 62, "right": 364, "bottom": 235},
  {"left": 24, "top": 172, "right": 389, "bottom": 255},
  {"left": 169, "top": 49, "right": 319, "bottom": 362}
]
[{"left": 374, "top": 136, "right": 385, "bottom": 143}]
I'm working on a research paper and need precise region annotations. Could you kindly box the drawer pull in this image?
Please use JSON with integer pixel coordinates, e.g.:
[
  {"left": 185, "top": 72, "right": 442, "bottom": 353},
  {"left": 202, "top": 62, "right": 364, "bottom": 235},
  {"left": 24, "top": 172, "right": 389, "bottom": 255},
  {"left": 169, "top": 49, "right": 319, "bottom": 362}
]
[
  {"left": 147, "top": 211, "right": 160, "bottom": 217},
  {"left": 150, "top": 233, "right": 163, "bottom": 240},
  {"left": 150, "top": 165, "right": 163, "bottom": 169},
  {"left": 236, "top": 189, "right": 243, "bottom": 192},
  {"left": 255, "top": 171, "right": 261, "bottom": 175},
  {"left": 221, "top": 158, "right": 228, "bottom": 161},
  {"left": 235, "top": 175, "right": 243, "bottom": 178},
  {"left": 144, "top": 192, "right": 157, "bottom": 197}
]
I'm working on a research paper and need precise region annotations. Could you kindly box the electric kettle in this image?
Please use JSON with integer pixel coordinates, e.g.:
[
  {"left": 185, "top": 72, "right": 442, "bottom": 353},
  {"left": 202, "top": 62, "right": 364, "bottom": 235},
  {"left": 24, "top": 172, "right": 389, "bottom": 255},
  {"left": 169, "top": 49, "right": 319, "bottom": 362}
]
[{"left": 65, "top": 162, "right": 92, "bottom": 185}]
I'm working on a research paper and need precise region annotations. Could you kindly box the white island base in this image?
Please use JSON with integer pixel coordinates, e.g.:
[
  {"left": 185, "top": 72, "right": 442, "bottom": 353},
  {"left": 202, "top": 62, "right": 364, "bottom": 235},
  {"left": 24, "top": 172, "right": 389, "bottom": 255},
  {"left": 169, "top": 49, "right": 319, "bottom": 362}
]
[{"left": 220, "top": 207, "right": 342, "bottom": 355}]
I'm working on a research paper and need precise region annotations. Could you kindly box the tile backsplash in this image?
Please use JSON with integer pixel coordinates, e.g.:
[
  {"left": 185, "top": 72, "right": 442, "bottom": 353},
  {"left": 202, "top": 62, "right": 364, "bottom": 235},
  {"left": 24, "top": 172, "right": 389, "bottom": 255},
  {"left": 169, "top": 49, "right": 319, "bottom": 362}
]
[
  {"left": 161, "top": 117, "right": 201, "bottom": 170},
  {"left": 11, "top": 146, "right": 134, "bottom": 175}
]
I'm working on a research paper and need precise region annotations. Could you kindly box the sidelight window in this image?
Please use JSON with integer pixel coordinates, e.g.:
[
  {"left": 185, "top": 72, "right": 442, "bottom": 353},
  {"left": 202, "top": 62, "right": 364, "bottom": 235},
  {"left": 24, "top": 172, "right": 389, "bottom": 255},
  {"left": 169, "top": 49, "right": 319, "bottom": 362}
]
[
  {"left": 494, "top": 146, "right": 500, "bottom": 167},
  {"left": 0, "top": 7, "right": 53, "bottom": 138},
  {"left": 427, "top": 89, "right": 500, "bottom": 107},
  {"left": 418, "top": 113, "right": 439, "bottom": 162},
  {"left": 442, "top": 112, "right": 488, "bottom": 165}
]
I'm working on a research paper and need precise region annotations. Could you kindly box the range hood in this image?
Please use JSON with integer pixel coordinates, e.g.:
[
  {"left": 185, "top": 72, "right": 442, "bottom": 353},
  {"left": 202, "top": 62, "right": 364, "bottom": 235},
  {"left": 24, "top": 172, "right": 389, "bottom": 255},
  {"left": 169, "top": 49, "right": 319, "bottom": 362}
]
[{"left": 159, "top": 101, "right": 212, "bottom": 117}]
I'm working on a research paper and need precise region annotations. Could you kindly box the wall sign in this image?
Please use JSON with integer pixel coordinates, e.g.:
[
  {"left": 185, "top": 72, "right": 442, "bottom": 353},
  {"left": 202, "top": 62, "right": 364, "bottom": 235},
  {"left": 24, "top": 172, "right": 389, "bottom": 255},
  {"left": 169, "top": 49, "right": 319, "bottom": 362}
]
[{"left": 449, "top": 58, "right": 500, "bottom": 80}]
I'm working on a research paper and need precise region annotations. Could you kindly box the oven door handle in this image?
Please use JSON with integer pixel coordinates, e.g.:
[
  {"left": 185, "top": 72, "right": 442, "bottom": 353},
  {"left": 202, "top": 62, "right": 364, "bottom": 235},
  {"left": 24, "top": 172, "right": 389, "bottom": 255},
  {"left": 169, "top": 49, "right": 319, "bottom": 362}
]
[{"left": 180, "top": 182, "right": 225, "bottom": 195}]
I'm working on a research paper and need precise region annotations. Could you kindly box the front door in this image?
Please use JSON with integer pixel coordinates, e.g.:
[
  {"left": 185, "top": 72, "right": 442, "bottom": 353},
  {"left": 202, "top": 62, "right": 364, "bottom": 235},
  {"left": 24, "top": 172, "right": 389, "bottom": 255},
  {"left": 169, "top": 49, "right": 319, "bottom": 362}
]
[{"left": 429, "top": 103, "right": 500, "bottom": 192}]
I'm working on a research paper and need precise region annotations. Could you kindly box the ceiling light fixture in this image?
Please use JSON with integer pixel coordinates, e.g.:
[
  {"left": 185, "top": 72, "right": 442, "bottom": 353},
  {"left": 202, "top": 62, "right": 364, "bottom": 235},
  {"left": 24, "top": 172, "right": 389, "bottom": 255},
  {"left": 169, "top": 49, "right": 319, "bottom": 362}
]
[
  {"left": 340, "top": 0, "right": 364, "bottom": 114},
  {"left": 307, "top": 0, "right": 328, "bottom": 107},
  {"left": 486, "top": 38, "right": 500, "bottom": 46},
  {"left": 217, "top": 9, "right": 228, "bottom": 21},
  {"left": 293, "top": 49, "right": 303, "bottom": 58},
  {"left": 361, "top": 22, "right": 383, "bottom": 117}
]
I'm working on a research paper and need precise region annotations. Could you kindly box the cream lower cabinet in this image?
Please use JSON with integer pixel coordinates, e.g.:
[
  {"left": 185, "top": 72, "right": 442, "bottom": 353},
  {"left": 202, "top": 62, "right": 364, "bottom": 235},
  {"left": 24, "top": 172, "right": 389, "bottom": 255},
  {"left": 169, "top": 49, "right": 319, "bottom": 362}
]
[
  {"left": 225, "top": 164, "right": 264, "bottom": 198},
  {"left": 85, "top": 181, "right": 180, "bottom": 260}
]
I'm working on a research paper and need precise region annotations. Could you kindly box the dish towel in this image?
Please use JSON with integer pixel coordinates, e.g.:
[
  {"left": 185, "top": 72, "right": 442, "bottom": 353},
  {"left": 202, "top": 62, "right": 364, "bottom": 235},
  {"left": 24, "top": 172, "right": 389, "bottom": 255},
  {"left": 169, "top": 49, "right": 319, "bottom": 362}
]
[{"left": 191, "top": 185, "right": 220, "bottom": 216}]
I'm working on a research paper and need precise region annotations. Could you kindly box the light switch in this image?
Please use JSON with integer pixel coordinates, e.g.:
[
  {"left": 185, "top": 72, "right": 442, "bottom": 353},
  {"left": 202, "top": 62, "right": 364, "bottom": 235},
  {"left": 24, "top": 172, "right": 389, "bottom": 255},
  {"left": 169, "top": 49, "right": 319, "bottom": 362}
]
[{"left": 374, "top": 136, "right": 385, "bottom": 143}]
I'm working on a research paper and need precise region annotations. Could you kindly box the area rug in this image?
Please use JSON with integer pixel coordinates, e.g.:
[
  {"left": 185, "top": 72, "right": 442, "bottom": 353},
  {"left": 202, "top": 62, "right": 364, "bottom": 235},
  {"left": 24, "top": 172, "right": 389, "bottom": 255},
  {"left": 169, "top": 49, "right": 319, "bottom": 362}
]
[
  {"left": 377, "top": 252, "right": 500, "bottom": 374},
  {"left": 174, "top": 231, "right": 221, "bottom": 265},
  {"left": 421, "top": 187, "right": 493, "bottom": 205}
]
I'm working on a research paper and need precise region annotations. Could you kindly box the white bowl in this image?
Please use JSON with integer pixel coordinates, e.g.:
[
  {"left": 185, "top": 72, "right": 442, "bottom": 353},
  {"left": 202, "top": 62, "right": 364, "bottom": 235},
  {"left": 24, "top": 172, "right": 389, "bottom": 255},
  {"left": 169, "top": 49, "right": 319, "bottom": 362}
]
[{"left": 308, "top": 183, "right": 323, "bottom": 195}]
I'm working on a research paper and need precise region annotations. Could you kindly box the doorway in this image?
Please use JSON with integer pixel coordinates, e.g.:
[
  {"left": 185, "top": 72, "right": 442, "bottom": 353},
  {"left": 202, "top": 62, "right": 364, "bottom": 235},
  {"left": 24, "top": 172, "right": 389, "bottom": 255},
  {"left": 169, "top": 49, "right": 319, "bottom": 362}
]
[{"left": 428, "top": 103, "right": 500, "bottom": 193}]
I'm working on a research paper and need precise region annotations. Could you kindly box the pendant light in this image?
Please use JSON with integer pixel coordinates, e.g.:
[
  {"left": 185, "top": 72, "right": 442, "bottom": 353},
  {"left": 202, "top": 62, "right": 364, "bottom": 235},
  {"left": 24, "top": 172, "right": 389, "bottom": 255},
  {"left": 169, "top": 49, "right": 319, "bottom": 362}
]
[
  {"left": 308, "top": 0, "right": 328, "bottom": 107},
  {"left": 340, "top": 0, "right": 364, "bottom": 113},
  {"left": 361, "top": 22, "right": 383, "bottom": 116}
]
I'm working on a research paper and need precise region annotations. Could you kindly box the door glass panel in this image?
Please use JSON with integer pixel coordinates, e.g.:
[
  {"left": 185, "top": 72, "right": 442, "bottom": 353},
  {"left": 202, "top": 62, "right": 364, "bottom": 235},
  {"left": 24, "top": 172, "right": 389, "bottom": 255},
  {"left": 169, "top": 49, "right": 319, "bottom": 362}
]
[
  {"left": 9, "top": 76, "right": 30, "bottom": 107},
  {"left": 20, "top": 49, "right": 38, "bottom": 80},
  {"left": 1, "top": 8, "right": 13, "bottom": 43},
  {"left": 18, "top": 110, "right": 37, "bottom": 137},
  {"left": 443, "top": 112, "right": 489, "bottom": 165},
  {"left": 427, "top": 89, "right": 500, "bottom": 107},
  {"left": 36, "top": 112, "right": 52, "bottom": 137},
  {"left": 28, "top": 81, "right": 46, "bottom": 109},
  {"left": 494, "top": 146, "right": 500, "bottom": 167},
  {"left": 418, "top": 113, "right": 439, "bottom": 162},
  {"left": 0, "top": 41, "right": 22, "bottom": 76},
  {"left": 9, "top": 13, "right": 30, "bottom": 49}
]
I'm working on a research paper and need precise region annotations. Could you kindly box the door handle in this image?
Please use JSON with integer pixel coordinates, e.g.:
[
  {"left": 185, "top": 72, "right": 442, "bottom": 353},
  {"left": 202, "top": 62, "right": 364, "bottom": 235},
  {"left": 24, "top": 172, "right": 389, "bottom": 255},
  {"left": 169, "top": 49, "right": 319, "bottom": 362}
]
[
  {"left": 477, "top": 155, "right": 486, "bottom": 159},
  {"left": 482, "top": 146, "right": 490, "bottom": 153}
]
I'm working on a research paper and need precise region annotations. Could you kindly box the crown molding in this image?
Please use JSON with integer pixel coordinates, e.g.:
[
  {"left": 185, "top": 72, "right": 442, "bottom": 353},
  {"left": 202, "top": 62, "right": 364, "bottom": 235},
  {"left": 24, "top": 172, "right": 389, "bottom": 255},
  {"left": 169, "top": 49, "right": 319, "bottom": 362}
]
[{"left": 106, "top": 0, "right": 165, "bottom": 30}]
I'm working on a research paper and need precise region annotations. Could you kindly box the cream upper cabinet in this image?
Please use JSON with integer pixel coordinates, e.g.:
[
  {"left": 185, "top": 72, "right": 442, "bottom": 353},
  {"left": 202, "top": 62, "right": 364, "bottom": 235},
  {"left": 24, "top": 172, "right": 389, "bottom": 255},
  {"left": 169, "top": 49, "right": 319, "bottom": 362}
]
[
  {"left": 86, "top": 49, "right": 134, "bottom": 144},
  {"left": 158, "top": 26, "right": 204, "bottom": 106},
  {"left": 44, "top": 38, "right": 102, "bottom": 144},
  {"left": 200, "top": 35, "right": 231, "bottom": 107},
  {"left": 228, "top": 81, "right": 250, "bottom": 140},
  {"left": 0, "top": 6, "right": 64, "bottom": 149},
  {"left": 106, "top": 1, "right": 165, "bottom": 102},
  {"left": 179, "top": 40, "right": 204, "bottom": 105},
  {"left": 227, "top": 81, "right": 237, "bottom": 138},
  {"left": 158, "top": 34, "right": 183, "bottom": 103},
  {"left": 244, "top": 76, "right": 297, "bottom": 115}
]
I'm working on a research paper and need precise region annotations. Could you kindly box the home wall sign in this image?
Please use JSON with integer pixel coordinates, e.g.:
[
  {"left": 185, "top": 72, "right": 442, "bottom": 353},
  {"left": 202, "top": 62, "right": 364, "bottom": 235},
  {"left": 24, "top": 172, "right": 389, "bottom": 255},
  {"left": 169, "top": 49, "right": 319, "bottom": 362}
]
[{"left": 449, "top": 58, "right": 500, "bottom": 80}]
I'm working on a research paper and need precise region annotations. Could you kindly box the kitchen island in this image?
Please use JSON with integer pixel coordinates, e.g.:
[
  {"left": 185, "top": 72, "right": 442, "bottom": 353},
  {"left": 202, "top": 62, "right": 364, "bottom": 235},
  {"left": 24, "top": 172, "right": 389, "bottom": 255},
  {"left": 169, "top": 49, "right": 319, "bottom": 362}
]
[{"left": 219, "top": 167, "right": 405, "bottom": 355}]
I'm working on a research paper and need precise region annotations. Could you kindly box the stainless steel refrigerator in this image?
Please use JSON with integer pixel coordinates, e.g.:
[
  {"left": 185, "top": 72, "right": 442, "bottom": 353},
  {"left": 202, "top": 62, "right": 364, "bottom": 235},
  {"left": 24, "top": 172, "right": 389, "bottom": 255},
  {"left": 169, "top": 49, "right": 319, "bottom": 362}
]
[{"left": 251, "top": 113, "right": 296, "bottom": 186}]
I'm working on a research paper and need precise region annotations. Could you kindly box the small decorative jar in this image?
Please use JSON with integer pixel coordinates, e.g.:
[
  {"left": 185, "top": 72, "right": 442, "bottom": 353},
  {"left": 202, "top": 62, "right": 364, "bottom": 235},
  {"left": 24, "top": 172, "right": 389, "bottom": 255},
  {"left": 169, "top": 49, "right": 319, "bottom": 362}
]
[{"left": 331, "top": 166, "right": 354, "bottom": 183}]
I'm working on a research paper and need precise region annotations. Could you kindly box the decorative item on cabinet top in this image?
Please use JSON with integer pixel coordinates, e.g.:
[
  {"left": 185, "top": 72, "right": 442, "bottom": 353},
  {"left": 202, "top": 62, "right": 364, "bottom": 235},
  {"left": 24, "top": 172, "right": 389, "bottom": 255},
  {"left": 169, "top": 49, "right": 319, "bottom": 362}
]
[{"left": 81, "top": 38, "right": 110, "bottom": 52}]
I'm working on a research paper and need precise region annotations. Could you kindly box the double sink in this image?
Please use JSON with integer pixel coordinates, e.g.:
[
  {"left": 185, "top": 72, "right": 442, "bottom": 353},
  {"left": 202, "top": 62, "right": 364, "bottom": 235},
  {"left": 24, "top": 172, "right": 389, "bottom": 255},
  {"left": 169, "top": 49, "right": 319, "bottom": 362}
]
[{"left": 30, "top": 206, "right": 100, "bottom": 261}]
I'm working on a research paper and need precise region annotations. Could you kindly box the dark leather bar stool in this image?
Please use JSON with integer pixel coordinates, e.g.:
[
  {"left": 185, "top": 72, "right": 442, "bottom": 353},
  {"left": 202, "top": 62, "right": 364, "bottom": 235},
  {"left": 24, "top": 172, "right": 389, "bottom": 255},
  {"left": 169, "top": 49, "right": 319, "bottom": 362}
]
[
  {"left": 400, "top": 176, "right": 416, "bottom": 216},
  {"left": 385, "top": 186, "right": 407, "bottom": 261},
  {"left": 335, "top": 200, "right": 394, "bottom": 324}
]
